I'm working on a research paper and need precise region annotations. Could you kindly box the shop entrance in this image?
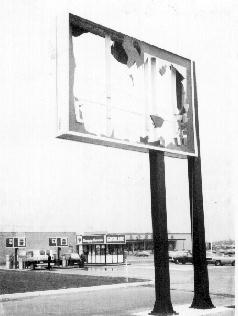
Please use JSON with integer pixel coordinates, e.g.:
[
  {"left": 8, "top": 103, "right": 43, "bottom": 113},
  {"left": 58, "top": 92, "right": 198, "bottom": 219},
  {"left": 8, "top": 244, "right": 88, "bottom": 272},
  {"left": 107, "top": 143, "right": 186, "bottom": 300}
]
[{"left": 83, "top": 243, "right": 124, "bottom": 264}]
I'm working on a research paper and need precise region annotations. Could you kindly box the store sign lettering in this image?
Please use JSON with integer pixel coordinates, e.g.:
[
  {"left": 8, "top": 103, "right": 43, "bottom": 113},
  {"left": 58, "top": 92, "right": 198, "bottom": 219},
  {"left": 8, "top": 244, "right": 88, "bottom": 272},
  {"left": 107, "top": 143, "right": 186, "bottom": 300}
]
[
  {"left": 106, "top": 235, "right": 125, "bottom": 244},
  {"left": 82, "top": 235, "right": 104, "bottom": 244}
]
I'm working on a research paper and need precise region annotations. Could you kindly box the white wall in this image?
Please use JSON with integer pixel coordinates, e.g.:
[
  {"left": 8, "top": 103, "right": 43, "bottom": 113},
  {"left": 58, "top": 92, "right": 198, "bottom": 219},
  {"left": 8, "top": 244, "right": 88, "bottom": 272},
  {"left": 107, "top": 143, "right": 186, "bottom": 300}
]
[{"left": 0, "top": 0, "right": 236, "bottom": 240}]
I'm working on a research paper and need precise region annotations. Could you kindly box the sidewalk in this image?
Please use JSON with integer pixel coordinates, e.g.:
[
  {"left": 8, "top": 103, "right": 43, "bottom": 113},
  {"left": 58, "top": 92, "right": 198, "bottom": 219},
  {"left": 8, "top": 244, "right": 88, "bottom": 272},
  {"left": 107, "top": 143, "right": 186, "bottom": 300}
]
[
  {"left": 134, "top": 305, "right": 235, "bottom": 316},
  {"left": 0, "top": 283, "right": 235, "bottom": 316},
  {"left": 0, "top": 280, "right": 153, "bottom": 302}
]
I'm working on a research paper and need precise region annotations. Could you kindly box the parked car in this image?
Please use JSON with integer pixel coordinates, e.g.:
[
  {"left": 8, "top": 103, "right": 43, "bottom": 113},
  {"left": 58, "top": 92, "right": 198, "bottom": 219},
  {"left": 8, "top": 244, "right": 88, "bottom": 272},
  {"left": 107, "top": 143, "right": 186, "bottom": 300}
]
[
  {"left": 206, "top": 251, "right": 217, "bottom": 264},
  {"left": 174, "top": 250, "right": 193, "bottom": 264},
  {"left": 212, "top": 253, "right": 235, "bottom": 266},
  {"left": 169, "top": 250, "right": 189, "bottom": 262},
  {"left": 64, "top": 253, "right": 84, "bottom": 267},
  {"left": 134, "top": 251, "right": 150, "bottom": 257}
]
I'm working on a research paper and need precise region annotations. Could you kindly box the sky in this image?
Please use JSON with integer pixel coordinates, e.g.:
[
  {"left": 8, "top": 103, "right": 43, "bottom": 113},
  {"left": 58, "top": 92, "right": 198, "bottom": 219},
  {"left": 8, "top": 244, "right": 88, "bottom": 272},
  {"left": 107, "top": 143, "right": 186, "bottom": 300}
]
[{"left": 0, "top": 0, "right": 237, "bottom": 242}]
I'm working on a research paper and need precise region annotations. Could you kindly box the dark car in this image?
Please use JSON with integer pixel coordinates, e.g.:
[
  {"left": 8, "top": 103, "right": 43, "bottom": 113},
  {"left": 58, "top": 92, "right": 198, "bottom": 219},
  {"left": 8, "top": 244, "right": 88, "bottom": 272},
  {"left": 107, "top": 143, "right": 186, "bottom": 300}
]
[
  {"left": 174, "top": 250, "right": 193, "bottom": 264},
  {"left": 65, "top": 253, "right": 83, "bottom": 267},
  {"left": 174, "top": 251, "right": 223, "bottom": 265}
]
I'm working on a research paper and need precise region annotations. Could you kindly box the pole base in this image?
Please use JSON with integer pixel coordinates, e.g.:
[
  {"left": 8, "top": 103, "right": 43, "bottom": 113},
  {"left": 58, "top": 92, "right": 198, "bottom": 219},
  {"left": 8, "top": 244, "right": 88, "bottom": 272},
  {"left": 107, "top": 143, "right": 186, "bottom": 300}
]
[
  {"left": 149, "top": 310, "right": 179, "bottom": 315},
  {"left": 190, "top": 294, "right": 215, "bottom": 309}
]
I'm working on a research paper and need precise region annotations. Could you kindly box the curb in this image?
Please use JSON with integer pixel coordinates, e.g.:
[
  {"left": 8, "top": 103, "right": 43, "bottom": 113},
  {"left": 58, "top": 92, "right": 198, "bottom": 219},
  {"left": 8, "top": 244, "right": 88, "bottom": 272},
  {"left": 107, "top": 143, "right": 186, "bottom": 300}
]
[{"left": 0, "top": 280, "right": 153, "bottom": 302}]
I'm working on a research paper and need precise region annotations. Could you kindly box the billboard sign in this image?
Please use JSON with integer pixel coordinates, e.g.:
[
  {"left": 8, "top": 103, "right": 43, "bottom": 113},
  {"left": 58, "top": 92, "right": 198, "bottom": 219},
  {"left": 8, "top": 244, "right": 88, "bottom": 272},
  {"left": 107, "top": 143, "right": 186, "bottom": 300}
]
[{"left": 57, "top": 13, "right": 197, "bottom": 157}]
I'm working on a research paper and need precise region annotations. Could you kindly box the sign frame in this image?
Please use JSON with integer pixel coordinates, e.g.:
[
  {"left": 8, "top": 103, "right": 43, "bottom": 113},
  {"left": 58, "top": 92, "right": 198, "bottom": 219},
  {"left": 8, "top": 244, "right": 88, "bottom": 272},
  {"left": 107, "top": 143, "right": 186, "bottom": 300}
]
[
  {"left": 49, "top": 237, "right": 68, "bottom": 247},
  {"left": 82, "top": 235, "right": 105, "bottom": 244},
  {"left": 56, "top": 13, "right": 198, "bottom": 157},
  {"left": 6, "top": 237, "right": 26, "bottom": 248}
]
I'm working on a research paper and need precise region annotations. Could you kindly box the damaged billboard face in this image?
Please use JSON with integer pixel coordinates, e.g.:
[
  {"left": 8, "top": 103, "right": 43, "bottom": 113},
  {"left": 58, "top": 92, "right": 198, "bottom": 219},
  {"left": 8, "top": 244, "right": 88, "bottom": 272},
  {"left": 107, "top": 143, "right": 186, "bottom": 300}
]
[{"left": 62, "top": 13, "right": 197, "bottom": 156}]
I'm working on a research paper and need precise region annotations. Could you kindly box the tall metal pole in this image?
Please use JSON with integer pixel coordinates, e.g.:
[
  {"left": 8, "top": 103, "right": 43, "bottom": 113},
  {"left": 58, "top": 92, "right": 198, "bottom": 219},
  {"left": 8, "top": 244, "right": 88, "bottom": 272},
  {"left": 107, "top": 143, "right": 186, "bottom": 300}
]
[
  {"left": 149, "top": 150, "right": 177, "bottom": 315},
  {"left": 188, "top": 62, "right": 214, "bottom": 309}
]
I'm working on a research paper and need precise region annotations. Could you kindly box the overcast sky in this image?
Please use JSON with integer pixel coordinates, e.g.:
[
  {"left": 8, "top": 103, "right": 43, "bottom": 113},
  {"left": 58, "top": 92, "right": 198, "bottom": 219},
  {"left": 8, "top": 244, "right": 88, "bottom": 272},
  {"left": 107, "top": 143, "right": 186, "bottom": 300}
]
[{"left": 0, "top": 0, "right": 237, "bottom": 242}]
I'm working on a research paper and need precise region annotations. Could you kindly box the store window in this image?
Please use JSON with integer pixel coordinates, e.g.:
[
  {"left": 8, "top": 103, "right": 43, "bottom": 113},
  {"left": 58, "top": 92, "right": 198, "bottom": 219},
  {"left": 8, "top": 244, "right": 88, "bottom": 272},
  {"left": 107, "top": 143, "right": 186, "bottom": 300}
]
[
  {"left": 83, "top": 245, "right": 89, "bottom": 255},
  {"left": 108, "top": 244, "right": 116, "bottom": 255},
  {"left": 117, "top": 245, "right": 123, "bottom": 255},
  {"left": 101, "top": 245, "right": 106, "bottom": 256},
  {"left": 95, "top": 245, "right": 101, "bottom": 255}
]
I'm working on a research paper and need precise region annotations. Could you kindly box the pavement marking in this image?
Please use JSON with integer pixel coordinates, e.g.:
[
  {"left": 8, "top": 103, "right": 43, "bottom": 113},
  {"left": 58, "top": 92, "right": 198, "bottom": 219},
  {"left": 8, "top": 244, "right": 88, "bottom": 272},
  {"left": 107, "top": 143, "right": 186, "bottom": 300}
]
[
  {"left": 0, "top": 280, "right": 154, "bottom": 302},
  {"left": 133, "top": 304, "right": 235, "bottom": 316}
]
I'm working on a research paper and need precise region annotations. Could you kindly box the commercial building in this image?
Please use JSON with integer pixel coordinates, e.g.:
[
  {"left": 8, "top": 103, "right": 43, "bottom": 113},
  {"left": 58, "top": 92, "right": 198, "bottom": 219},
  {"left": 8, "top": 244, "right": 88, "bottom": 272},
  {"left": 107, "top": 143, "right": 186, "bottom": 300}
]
[
  {"left": 0, "top": 232, "right": 76, "bottom": 265},
  {"left": 125, "top": 233, "right": 192, "bottom": 253},
  {"left": 0, "top": 231, "right": 191, "bottom": 265}
]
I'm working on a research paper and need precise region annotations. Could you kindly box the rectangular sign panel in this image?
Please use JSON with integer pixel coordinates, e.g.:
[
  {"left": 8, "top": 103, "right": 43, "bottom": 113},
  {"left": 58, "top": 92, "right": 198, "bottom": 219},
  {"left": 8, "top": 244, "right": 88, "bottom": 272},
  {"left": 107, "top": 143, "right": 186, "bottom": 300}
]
[
  {"left": 6, "top": 238, "right": 14, "bottom": 248},
  {"left": 106, "top": 234, "right": 126, "bottom": 244},
  {"left": 6, "top": 237, "right": 26, "bottom": 248},
  {"left": 76, "top": 235, "right": 82, "bottom": 244},
  {"left": 57, "top": 13, "right": 197, "bottom": 157},
  {"left": 82, "top": 235, "right": 105, "bottom": 244},
  {"left": 49, "top": 238, "right": 57, "bottom": 246},
  {"left": 49, "top": 237, "right": 68, "bottom": 247}
]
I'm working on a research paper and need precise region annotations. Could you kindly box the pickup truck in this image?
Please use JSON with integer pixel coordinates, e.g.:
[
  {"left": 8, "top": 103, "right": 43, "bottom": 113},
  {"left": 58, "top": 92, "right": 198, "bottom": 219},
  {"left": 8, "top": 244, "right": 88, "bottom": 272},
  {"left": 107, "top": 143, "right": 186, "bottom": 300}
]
[{"left": 24, "top": 249, "right": 56, "bottom": 269}]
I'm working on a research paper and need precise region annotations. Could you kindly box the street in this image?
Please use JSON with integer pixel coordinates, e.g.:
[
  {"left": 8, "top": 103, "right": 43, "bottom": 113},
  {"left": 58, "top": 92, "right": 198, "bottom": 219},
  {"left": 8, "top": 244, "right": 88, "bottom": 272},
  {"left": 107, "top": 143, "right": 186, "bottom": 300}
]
[{"left": 0, "top": 257, "right": 235, "bottom": 315}]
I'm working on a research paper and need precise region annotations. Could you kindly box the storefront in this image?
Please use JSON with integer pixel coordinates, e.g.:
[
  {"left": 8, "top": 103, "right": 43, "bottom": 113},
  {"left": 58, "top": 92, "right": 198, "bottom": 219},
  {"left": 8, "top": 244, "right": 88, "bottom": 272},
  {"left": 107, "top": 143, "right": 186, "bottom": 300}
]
[
  {"left": 125, "top": 233, "right": 192, "bottom": 253},
  {"left": 77, "top": 234, "right": 126, "bottom": 265}
]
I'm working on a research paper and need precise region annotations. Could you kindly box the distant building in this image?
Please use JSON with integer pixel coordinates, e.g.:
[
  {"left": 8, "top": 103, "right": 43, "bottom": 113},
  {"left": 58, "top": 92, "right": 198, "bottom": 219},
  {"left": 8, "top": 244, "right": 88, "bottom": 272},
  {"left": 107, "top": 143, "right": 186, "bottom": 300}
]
[
  {"left": 0, "top": 231, "right": 192, "bottom": 265},
  {"left": 125, "top": 233, "right": 192, "bottom": 253}
]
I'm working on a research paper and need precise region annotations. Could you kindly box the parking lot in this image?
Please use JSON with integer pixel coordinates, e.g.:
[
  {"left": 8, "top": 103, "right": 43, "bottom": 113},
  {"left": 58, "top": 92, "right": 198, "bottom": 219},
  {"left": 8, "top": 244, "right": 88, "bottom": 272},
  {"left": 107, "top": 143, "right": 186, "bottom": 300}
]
[{"left": 0, "top": 255, "right": 235, "bottom": 315}]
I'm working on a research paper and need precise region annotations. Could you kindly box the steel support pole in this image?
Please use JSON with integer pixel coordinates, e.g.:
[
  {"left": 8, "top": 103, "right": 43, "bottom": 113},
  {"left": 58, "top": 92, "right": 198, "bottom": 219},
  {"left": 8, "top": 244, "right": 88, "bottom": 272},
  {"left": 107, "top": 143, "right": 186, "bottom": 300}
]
[
  {"left": 188, "top": 62, "right": 214, "bottom": 309},
  {"left": 14, "top": 248, "right": 18, "bottom": 269},
  {"left": 149, "top": 151, "right": 177, "bottom": 315}
]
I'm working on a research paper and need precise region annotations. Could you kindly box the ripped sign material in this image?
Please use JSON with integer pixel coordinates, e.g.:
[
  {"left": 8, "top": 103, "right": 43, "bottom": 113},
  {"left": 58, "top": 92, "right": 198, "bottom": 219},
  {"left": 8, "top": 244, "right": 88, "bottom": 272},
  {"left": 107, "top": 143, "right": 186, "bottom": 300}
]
[{"left": 111, "top": 36, "right": 144, "bottom": 68}]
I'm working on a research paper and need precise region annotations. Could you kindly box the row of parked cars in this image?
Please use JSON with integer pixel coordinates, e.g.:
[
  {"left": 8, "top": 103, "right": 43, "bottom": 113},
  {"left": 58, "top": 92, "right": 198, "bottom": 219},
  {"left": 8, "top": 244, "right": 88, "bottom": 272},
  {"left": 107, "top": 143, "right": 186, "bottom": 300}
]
[
  {"left": 15, "top": 249, "right": 86, "bottom": 269},
  {"left": 169, "top": 250, "right": 235, "bottom": 266}
]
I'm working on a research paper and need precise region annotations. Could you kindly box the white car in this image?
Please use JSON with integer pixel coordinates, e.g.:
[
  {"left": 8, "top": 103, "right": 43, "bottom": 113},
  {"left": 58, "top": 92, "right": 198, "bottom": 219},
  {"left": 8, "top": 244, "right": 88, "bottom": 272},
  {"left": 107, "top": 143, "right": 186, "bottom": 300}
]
[
  {"left": 212, "top": 253, "right": 235, "bottom": 266},
  {"left": 169, "top": 250, "right": 190, "bottom": 262},
  {"left": 134, "top": 251, "right": 150, "bottom": 257}
]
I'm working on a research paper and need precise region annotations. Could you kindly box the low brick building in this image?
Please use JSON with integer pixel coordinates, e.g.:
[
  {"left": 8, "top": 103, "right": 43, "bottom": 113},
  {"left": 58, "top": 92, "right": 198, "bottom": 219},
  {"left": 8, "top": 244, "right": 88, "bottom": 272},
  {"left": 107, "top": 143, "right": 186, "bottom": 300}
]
[{"left": 0, "top": 232, "right": 76, "bottom": 265}]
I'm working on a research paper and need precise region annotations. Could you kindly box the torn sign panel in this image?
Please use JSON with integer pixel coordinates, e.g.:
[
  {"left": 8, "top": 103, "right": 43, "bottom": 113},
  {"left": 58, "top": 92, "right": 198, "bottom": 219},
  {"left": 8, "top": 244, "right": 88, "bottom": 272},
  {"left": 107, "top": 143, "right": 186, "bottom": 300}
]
[
  {"left": 111, "top": 37, "right": 144, "bottom": 68},
  {"left": 150, "top": 115, "right": 164, "bottom": 128},
  {"left": 171, "top": 65, "right": 185, "bottom": 113},
  {"left": 111, "top": 41, "right": 128, "bottom": 65},
  {"left": 123, "top": 36, "right": 144, "bottom": 68},
  {"left": 70, "top": 24, "right": 89, "bottom": 37}
]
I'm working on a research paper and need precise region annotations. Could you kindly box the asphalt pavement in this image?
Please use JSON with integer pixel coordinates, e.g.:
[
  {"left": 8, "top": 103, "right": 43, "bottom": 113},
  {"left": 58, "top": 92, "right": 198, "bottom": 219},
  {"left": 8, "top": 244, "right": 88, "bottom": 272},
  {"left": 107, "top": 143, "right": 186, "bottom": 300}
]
[{"left": 0, "top": 256, "right": 235, "bottom": 315}]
